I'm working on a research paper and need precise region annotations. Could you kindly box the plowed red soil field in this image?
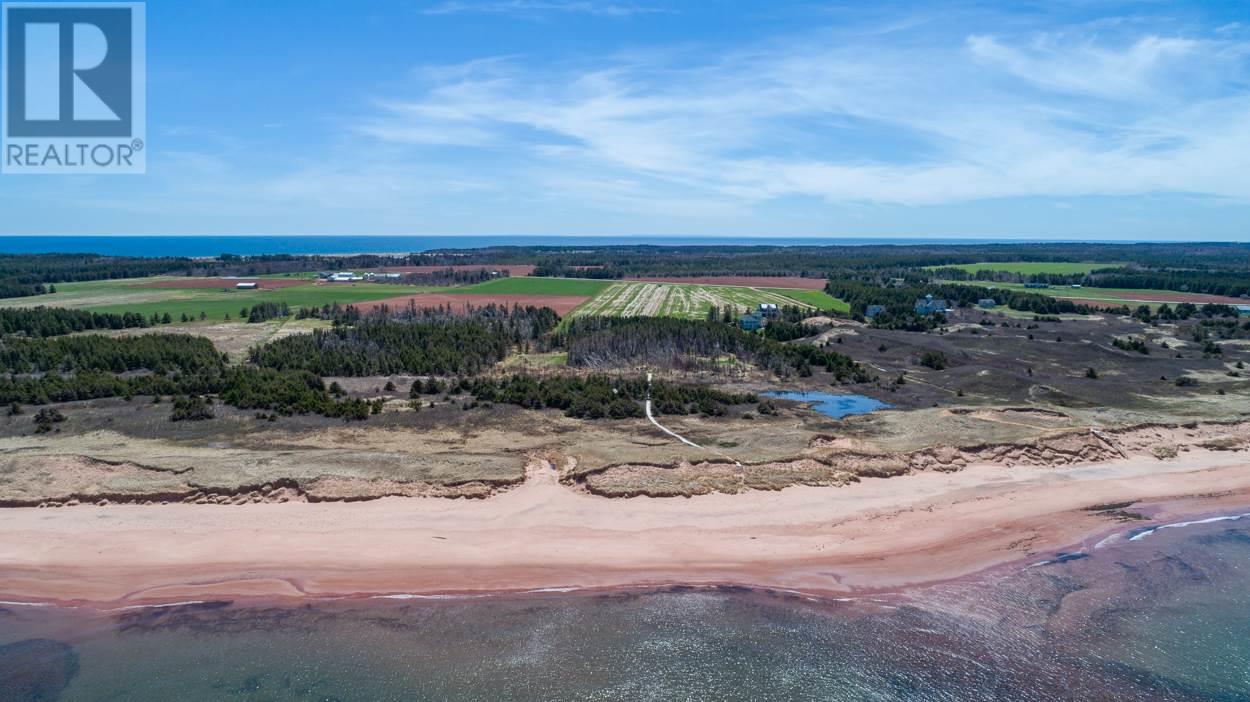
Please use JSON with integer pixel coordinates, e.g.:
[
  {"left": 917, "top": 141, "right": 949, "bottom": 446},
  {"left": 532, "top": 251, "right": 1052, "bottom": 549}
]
[
  {"left": 624, "top": 276, "right": 827, "bottom": 289},
  {"left": 364, "top": 265, "right": 537, "bottom": 276}
]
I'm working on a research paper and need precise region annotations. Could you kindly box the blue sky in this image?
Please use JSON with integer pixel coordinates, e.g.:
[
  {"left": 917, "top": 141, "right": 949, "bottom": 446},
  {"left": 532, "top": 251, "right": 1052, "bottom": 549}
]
[{"left": 2, "top": 0, "right": 1249, "bottom": 240}]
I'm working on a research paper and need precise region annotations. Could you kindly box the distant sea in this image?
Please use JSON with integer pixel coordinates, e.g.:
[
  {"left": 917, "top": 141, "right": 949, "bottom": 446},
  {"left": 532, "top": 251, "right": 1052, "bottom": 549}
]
[
  {"left": 0, "top": 235, "right": 1084, "bottom": 258},
  {"left": 4, "top": 514, "right": 1249, "bottom": 701}
]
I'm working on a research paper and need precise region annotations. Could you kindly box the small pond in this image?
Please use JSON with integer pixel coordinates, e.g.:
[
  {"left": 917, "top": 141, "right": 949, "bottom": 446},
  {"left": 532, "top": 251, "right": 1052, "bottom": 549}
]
[{"left": 761, "top": 391, "right": 891, "bottom": 419}]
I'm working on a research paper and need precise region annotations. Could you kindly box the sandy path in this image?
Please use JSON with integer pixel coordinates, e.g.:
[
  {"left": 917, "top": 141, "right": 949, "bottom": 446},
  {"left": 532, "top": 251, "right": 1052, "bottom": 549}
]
[{"left": 1, "top": 452, "right": 1249, "bottom": 606}]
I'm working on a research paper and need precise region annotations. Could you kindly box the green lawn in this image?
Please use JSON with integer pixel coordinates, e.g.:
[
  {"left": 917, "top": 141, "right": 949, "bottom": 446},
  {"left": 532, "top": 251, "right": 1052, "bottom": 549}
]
[
  {"left": 451, "top": 277, "right": 614, "bottom": 297},
  {"left": 930, "top": 261, "right": 1122, "bottom": 275},
  {"left": 1, "top": 277, "right": 427, "bottom": 320},
  {"left": 766, "top": 288, "right": 850, "bottom": 313}
]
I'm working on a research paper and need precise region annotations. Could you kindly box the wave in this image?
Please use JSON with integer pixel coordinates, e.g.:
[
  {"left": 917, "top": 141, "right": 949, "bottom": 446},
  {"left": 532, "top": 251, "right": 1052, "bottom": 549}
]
[
  {"left": 104, "top": 600, "right": 212, "bottom": 612},
  {"left": 1128, "top": 512, "right": 1250, "bottom": 542}
]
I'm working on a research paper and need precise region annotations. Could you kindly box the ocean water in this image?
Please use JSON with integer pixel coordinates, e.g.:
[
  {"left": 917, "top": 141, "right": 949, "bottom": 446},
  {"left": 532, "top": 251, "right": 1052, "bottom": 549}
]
[
  {"left": 762, "top": 391, "right": 892, "bottom": 419},
  {"left": 0, "top": 236, "right": 1061, "bottom": 258},
  {"left": 3, "top": 517, "right": 1249, "bottom": 701}
]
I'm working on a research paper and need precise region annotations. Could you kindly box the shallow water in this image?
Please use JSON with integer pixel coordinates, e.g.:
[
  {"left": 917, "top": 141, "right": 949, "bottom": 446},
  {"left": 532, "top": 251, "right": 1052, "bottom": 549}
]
[
  {"left": 762, "top": 391, "right": 891, "bottom": 419},
  {"left": 3, "top": 517, "right": 1249, "bottom": 701}
]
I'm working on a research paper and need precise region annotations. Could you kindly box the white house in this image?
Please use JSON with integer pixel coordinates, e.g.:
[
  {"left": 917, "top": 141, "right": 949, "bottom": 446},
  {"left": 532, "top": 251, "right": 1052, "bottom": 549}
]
[{"left": 235, "top": 282, "right": 259, "bottom": 290}]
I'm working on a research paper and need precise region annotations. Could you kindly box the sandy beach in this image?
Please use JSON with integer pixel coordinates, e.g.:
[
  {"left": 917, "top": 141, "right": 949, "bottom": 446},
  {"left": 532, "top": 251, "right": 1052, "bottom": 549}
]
[{"left": 2, "top": 449, "right": 1249, "bottom": 607}]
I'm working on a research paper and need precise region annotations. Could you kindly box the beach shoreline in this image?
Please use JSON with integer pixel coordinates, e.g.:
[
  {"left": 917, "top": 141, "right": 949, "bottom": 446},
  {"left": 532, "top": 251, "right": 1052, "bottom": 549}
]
[{"left": 2, "top": 450, "right": 1249, "bottom": 609}]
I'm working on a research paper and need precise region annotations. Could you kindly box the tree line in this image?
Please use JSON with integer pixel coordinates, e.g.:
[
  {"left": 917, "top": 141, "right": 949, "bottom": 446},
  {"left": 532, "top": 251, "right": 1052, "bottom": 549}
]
[
  {"left": 824, "top": 278, "right": 1100, "bottom": 330},
  {"left": 933, "top": 266, "right": 1250, "bottom": 299},
  {"left": 251, "top": 307, "right": 560, "bottom": 377},
  {"left": 556, "top": 316, "right": 870, "bottom": 382},
  {"left": 0, "top": 307, "right": 150, "bottom": 337},
  {"left": 0, "top": 333, "right": 226, "bottom": 374},
  {"left": 0, "top": 254, "right": 188, "bottom": 298},
  {"left": 463, "top": 374, "right": 757, "bottom": 419},
  {"left": 391, "top": 268, "right": 506, "bottom": 287}
]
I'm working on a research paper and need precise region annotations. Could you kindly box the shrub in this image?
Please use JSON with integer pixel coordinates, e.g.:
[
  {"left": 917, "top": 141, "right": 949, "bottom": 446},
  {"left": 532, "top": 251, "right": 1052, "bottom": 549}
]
[
  {"left": 33, "top": 407, "right": 65, "bottom": 433},
  {"left": 919, "top": 350, "right": 948, "bottom": 370},
  {"left": 171, "top": 395, "right": 215, "bottom": 421}
]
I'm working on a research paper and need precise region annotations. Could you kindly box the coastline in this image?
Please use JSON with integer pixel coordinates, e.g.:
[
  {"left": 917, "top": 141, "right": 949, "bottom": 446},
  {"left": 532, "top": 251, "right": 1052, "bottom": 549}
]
[{"left": 2, "top": 450, "right": 1249, "bottom": 609}]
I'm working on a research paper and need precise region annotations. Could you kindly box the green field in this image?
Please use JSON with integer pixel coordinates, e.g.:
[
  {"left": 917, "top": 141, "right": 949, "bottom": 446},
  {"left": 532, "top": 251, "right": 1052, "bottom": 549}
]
[
  {"left": 0, "top": 278, "right": 422, "bottom": 320},
  {"left": 0, "top": 274, "right": 853, "bottom": 323},
  {"left": 451, "top": 277, "right": 614, "bottom": 297},
  {"left": 765, "top": 288, "right": 850, "bottom": 313},
  {"left": 959, "top": 280, "right": 1232, "bottom": 309},
  {"left": 931, "top": 261, "right": 1121, "bottom": 275}
]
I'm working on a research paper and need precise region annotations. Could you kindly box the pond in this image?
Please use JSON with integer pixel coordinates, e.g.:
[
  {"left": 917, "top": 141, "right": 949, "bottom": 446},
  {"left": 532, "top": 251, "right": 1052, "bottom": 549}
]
[{"left": 761, "top": 391, "right": 891, "bottom": 419}]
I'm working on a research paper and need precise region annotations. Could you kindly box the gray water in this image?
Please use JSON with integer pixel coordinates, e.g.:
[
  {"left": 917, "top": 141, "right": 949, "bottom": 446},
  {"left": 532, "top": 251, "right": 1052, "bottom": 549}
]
[{"left": 3, "top": 518, "right": 1249, "bottom": 701}]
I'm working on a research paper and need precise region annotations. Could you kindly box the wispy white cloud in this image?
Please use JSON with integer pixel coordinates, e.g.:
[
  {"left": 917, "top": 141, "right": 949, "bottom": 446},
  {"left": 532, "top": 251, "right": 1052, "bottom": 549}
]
[
  {"left": 350, "top": 21, "right": 1250, "bottom": 211},
  {"left": 47, "top": 5, "right": 1246, "bottom": 237},
  {"left": 422, "top": 0, "right": 664, "bottom": 18}
]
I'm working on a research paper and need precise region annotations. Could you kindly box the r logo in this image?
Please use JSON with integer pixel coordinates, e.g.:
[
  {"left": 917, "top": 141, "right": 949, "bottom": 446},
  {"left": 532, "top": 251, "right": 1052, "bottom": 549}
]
[{"left": 2, "top": 2, "right": 145, "bottom": 173}]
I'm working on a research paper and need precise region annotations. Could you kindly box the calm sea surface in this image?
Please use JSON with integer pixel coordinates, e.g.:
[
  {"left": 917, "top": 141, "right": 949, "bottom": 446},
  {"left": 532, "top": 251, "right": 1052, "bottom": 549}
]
[
  {"left": 0, "top": 236, "right": 1081, "bottom": 258},
  {"left": 3, "top": 515, "right": 1248, "bottom": 701}
]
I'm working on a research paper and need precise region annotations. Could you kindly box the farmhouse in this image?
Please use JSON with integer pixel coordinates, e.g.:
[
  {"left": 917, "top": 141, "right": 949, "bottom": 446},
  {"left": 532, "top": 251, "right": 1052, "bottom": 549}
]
[
  {"left": 328, "top": 272, "right": 362, "bottom": 283},
  {"left": 235, "top": 282, "right": 259, "bottom": 290},
  {"left": 1236, "top": 304, "right": 1250, "bottom": 316},
  {"left": 865, "top": 304, "right": 885, "bottom": 319},
  {"left": 739, "top": 313, "right": 764, "bottom": 331},
  {"left": 758, "top": 303, "right": 779, "bottom": 317},
  {"left": 977, "top": 298, "right": 997, "bottom": 309},
  {"left": 914, "top": 295, "right": 949, "bottom": 316}
]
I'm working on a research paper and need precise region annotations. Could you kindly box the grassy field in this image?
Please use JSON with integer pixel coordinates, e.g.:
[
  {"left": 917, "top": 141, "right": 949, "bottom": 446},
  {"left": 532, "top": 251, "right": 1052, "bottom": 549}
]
[
  {"left": 766, "top": 288, "right": 850, "bottom": 313},
  {"left": 0, "top": 278, "right": 422, "bottom": 320},
  {"left": 0, "top": 274, "right": 852, "bottom": 323},
  {"left": 570, "top": 282, "right": 812, "bottom": 320},
  {"left": 958, "top": 280, "right": 1246, "bottom": 309},
  {"left": 451, "top": 277, "right": 614, "bottom": 297},
  {"left": 931, "top": 261, "right": 1121, "bottom": 275}
]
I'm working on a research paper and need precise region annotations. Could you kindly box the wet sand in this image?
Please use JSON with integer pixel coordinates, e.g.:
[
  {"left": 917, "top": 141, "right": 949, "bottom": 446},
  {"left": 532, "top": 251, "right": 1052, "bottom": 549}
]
[{"left": 1, "top": 451, "right": 1249, "bottom": 606}]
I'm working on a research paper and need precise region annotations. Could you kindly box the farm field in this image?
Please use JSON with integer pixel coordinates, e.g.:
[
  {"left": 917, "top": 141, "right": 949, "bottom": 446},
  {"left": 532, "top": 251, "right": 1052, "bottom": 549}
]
[
  {"left": 623, "top": 276, "right": 828, "bottom": 290},
  {"left": 134, "top": 277, "right": 311, "bottom": 290},
  {"left": 962, "top": 280, "right": 1249, "bottom": 308},
  {"left": 0, "top": 277, "right": 424, "bottom": 320},
  {"left": 451, "top": 277, "right": 614, "bottom": 297},
  {"left": 931, "top": 261, "right": 1123, "bottom": 275},
  {"left": 765, "top": 288, "right": 850, "bottom": 312},
  {"left": 570, "top": 282, "right": 809, "bottom": 319},
  {"left": 0, "top": 274, "right": 852, "bottom": 322},
  {"left": 355, "top": 293, "right": 590, "bottom": 317},
  {"left": 363, "top": 264, "right": 538, "bottom": 276}
]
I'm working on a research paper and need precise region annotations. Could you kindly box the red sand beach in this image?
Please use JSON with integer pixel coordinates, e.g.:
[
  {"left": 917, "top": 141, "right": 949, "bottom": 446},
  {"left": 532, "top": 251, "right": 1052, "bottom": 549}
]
[{"left": 1, "top": 451, "right": 1248, "bottom": 607}]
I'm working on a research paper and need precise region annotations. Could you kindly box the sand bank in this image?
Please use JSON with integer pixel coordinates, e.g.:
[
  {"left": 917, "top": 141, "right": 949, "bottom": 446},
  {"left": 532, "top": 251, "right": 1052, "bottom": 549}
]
[{"left": 1, "top": 451, "right": 1248, "bottom": 606}]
